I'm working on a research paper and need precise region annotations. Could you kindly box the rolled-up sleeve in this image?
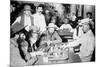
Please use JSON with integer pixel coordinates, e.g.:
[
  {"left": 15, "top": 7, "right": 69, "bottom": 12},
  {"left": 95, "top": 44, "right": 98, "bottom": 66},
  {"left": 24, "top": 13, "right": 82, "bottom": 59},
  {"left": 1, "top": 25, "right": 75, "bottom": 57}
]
[
  {"left": 12, "top": 16, "right": 21, "bottom": 26},
  {"left": 52, "top": 32, "right": 62, "bottom": 44}
]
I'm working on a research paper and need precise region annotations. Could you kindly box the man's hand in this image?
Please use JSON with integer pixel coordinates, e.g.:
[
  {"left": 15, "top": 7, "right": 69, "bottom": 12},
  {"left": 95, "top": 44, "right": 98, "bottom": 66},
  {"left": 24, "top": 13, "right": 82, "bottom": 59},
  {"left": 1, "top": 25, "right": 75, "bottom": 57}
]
[
  {"left": 30, "top": 52, "right": 35, "bottom": 57},
  {"left": 41, "top": 40, "right": 53, "bottom": 46},
  {"left": 65, "top": 40, "right": 80, "bottom": 48},
  {"left": 47, "top": 40, "right": 52, "bottom": 46},
  {"left": 27, "top": 56, "right": 38, "bottom": 65},
  {"left": 25, "top": 53, "right": 31, "bottom": 61},
  {"left": 63, "top": 42, "right": 71, "bottom": 48}
]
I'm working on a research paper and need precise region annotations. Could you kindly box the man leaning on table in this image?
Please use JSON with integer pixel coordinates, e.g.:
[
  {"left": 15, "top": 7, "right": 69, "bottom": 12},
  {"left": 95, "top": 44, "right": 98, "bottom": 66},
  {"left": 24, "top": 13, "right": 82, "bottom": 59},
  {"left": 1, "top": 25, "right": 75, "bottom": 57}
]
[
  {"left": 66, "top": 22, "right": 95, "bottom": 62},
  {"left": 40, "top": 23, "right": 62, "bottom": 46}
]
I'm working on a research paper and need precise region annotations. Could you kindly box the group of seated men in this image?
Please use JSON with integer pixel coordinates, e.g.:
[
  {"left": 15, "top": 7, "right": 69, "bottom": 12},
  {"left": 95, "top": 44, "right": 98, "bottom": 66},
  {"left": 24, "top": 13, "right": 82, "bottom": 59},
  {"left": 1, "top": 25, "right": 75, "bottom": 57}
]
[{"left": 10, "top": 4, "right": 95, "bottom": 66}]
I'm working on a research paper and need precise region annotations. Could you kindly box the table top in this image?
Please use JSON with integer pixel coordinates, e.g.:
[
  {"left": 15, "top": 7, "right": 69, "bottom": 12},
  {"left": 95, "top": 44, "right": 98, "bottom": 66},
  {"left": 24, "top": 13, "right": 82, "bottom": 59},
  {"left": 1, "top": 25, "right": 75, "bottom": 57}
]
[
  {"left": 57, "top": 30, "right": 73, "bottom": 36},
  {"left": 34, "top": 48, "right": 81, "bottom": 65}
]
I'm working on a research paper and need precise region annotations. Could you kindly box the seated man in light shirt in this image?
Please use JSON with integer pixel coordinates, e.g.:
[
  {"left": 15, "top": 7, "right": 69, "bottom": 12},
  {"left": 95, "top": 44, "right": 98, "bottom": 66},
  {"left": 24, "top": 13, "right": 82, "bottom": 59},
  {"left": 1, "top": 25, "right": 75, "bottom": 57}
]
[
  {"left": 40, "top": 24, "right": 62, "bottom": 46},
  {"left": 32, "top": 5, "right": 46, "bottom": 35},
  {"left": 66, "top": 22, "right": 95, "bottom": 62},
  {"left": 60, "top": 18, "right": 73, "bottom": 32}
]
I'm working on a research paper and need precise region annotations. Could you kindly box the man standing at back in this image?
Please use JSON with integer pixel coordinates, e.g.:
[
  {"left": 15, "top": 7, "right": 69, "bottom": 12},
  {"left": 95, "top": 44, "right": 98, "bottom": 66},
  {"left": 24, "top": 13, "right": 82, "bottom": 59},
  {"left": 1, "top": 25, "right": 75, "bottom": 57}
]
[
  {"left": 32, "top": 5, "right": 46, "bottom": 34},
  {"left": 11, "top": 5, "right": 34, "bottom": 36}
]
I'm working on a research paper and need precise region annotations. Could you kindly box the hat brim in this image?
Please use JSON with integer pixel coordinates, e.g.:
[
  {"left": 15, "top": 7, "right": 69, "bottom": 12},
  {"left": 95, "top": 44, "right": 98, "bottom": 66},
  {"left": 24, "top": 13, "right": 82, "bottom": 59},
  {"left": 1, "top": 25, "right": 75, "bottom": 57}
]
[{"left": 46, "top": 26, "right": 57, "bottom": 29}]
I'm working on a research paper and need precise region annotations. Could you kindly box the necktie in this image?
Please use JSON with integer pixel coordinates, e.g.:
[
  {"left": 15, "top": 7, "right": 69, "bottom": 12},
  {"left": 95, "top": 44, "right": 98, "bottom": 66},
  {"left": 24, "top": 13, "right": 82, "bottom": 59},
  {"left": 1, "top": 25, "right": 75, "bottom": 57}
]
[{"left": 77, "top": 27, "right": 79, "bottom": 36}]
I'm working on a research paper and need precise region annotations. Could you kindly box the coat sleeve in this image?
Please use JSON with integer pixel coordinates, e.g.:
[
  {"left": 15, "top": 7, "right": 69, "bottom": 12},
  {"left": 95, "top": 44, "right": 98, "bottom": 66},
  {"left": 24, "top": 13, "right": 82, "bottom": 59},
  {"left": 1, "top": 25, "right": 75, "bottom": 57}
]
[
  {"left": 67, "top": 38, "right": 81, "bottom": 48},
  {"left": 60, "top": 24, "right": 64, "bottom": 29},
  {"left": 21, "top": 47, "right": 28, "bottom": 56}
]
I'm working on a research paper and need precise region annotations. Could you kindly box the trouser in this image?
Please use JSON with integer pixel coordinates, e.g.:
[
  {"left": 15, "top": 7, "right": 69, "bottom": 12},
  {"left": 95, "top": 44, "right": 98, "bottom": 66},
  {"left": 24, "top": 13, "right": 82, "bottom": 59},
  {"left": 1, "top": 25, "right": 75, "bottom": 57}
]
[
  {"left": 80, "top": 56, "right": 92, "bottom": 62},
  {"left": 28, "top": 43, "right": 37, "bottom": 52}
]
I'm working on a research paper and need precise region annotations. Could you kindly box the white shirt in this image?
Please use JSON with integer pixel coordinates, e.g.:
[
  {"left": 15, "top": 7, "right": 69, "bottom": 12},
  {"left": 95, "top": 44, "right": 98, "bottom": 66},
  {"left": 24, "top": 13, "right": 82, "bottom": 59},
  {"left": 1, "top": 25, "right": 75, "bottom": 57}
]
[
  {"left": 12, "top": 14, "right": 32, "bottom": 31},
  {"left": 71, "top": 15, "right": 76, "bottom": 21},
  {"left": 68, "top": 30, "right": 95, "bottom": 58},
  {"left": 24, "top": 15, "right": 32, "bottom": 31},
  {"left": 48, "top": 23, "right": 59, "bottom": 30},
  {"left": 32, "top": 13, "right": 46, "bottom": 33},
  {"left": 60, "top": 24, "right": 73, "bottom": 31}
]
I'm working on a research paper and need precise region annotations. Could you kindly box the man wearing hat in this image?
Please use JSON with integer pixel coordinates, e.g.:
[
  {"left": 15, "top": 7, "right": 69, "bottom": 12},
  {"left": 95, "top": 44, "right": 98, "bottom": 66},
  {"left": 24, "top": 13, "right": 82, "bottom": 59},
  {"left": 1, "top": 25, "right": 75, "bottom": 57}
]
[
  {"left": 28, "top": 26, "right": 40, "bottom": 51},
  {"left": 79, "top": 12, "right": 94, "bottom": 29},
  {"left": 66, "top": 22, "right": 95, "bottom": 62},
  {"left": 11, "top": 5, "right": 34, "bottom": 36},
  {"left": 40, "top": 23, "right": 62, "bottom": 46}
]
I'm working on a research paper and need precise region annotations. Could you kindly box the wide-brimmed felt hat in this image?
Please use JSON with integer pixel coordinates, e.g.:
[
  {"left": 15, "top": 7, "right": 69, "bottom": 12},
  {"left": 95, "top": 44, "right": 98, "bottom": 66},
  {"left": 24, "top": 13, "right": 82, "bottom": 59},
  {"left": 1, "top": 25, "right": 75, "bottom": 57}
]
[
  {"left": 23, "top": 5, "right": 32, "bottom": 11},
  {"left": 47, "top": 23, "right": 58, "bottom": 29}
]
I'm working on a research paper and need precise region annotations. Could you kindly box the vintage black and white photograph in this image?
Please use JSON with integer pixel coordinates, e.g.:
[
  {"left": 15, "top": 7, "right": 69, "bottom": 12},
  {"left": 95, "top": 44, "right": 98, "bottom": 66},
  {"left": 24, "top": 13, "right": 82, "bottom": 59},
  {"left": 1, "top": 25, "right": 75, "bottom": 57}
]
[{"left": 10, "top": 0, "right": 95, "bottom": 66}]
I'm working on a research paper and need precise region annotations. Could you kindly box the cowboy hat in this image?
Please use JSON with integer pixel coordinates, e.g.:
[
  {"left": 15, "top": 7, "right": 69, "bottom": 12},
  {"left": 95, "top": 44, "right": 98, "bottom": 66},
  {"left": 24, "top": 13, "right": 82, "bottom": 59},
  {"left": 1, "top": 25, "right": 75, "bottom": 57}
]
[
  {"left": 24, "top": 5, "right": 32, "bottom": 11},
  {"left": 47, "top": 23, "right": 58, "bottom": 29}
]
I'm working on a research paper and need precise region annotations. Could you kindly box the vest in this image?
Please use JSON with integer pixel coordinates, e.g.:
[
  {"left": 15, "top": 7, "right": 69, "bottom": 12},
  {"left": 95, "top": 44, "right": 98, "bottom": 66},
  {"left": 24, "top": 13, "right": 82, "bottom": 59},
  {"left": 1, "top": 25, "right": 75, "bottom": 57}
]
[{"left": 20, "top": 13, "right": 34, "bottom": 27}]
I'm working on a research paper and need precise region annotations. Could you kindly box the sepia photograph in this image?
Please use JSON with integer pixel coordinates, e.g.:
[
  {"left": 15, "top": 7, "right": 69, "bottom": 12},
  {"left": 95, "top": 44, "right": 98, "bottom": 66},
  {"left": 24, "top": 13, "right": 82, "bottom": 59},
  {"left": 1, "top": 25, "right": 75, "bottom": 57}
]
[{"left": 10, "top": 0, "right": 95, "bottom": 66}]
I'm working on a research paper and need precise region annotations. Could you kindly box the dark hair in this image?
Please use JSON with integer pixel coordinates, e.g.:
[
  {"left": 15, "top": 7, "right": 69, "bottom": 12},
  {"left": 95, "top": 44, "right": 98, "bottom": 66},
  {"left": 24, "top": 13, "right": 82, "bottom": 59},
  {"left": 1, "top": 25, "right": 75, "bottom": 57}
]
[
  {"left": 37, "top": 4, "right": 44, "bottom": 9},
  {"left": 28, "top": 30, "right": 40, "bottom": 39},
  {"left": 86, "top": 12, "right": 92, "bottom": 17},
  {"left": 76, "top": 16, "right": 83, "bottom": 22},
  {"left": 77, "top": 16, "right": 83, "bottom": 20}
]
